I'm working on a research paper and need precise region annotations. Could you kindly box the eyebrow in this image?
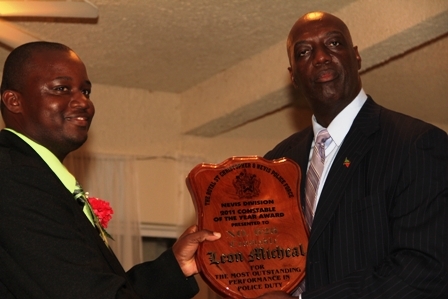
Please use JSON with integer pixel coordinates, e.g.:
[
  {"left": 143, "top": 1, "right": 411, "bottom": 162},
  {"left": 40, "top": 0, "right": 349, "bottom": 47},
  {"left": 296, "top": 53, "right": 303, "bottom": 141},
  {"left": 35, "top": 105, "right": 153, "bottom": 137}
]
[
  {"left": 292, "top": 30, "right": 346, "bottom": 49},
  {"left": 54, "top": 76, "right": 92, "bottom": 87},
  {"left": 325, "top": 31, "right": 345, "bottom": 38}
]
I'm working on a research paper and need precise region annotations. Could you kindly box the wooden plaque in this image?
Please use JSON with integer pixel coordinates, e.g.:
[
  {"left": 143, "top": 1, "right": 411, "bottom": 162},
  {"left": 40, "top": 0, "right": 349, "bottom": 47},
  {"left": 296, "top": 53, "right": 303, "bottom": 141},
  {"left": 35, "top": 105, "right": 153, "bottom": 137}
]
[{"left": 186, "top": 156, "right": 308, "bottom": 299}]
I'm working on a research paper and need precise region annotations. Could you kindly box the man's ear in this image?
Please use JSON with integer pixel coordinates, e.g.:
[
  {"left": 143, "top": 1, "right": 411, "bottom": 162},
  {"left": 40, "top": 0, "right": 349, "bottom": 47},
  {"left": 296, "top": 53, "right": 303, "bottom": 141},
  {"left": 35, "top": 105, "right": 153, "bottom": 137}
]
[
  {"left": 1, "top": 90, "right": 22, "bottom": 113},
  {"left": 288, "top": 66, "right": 298, "bottom": 88},
  {"left": 353, "top": 46, "right": 362, "bottom": 70}
]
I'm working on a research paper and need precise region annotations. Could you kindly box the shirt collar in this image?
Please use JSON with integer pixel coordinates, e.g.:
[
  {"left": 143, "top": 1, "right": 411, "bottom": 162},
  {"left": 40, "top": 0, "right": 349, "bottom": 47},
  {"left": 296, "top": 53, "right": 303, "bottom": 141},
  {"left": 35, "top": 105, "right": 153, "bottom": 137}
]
[
  {"left": 311, "top": 88, "right": 368, "bottom": 146},
  {"left": 4, "top": 128, "right": 76, "bottom": 193}
]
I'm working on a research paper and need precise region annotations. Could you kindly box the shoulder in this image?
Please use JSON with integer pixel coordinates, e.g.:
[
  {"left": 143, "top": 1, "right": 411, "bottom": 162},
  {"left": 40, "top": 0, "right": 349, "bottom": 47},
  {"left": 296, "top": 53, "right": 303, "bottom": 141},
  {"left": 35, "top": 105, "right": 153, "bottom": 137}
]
[
  {"left": 377, "top": 104, "right": 447, "bottom": 146},
  {"left": 358, "top": 97, "right": 447, "bottom": 146},
  {"left": 264, "top": 127, "right": 312, "bottom": 160},
  {"left": 0, "top": 130, "right": 45, "bottom": 168}
]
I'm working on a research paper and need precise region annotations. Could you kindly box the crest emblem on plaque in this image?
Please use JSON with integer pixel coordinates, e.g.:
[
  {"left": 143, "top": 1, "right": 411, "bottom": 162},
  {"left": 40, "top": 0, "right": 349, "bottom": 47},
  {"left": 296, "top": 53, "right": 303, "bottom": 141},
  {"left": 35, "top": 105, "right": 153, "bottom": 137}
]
[{"left": 233, "top": 169, "right": 261, "bottom": 199}]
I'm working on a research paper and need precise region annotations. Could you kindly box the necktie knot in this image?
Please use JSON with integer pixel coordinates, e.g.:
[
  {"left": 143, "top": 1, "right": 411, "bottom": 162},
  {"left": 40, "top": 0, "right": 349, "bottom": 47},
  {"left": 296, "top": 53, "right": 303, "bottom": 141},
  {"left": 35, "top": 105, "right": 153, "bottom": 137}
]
[
  {"left": 315, "top": 129, "right": 331, "bottom": 161},
  {"left": 73, "top": 181, "right": 86, "bottom": 207},
  {"left": 316, "top": 129, "right": 330, "bottom": 142}
]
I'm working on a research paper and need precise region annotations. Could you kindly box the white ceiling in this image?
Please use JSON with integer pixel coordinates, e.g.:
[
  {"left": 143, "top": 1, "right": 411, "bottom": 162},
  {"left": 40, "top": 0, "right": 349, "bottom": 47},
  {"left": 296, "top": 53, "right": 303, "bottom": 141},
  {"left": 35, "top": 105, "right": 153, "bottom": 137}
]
[
  {"left": 0, "top": 0, "right": 362, "bottom": 92},
  {"left": 0, "top": 0, "right": 447, "bottom": 135}
]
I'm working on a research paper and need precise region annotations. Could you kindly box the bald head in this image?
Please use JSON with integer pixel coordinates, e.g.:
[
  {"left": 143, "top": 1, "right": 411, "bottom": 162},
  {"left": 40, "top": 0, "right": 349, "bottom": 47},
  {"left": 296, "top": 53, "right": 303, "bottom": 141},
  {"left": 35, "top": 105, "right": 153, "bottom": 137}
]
[
  {"left": 285, "top": 11, "right": 362, "bottom": 127},
  {"left": 287, "top": 11, "right": 354, "bottom": 63}
]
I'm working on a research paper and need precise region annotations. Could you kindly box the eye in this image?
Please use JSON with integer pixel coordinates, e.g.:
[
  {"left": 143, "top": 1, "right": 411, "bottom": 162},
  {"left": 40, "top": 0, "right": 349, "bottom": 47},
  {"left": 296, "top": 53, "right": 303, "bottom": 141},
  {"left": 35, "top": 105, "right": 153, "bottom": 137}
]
[
  {"left": 54, "top": 86, "right": 69, "bottom": 92},
  {"left": 82, "top": 89, "right": 91, "bottom": 97},
  {"left": 295, "top": 46, "right": 311, "bottom": 59},
  {"left": 299, "top": 49, "right": 310, "bottom": 57},
  {"left": 328, "top": 40, "right": 341, "bottom": 47}
]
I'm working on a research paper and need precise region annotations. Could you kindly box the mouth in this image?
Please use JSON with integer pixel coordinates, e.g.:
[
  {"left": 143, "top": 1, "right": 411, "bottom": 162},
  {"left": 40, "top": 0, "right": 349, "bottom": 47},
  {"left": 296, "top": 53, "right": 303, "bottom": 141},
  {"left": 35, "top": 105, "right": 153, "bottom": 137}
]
[
  {"left": 315, "top": 69, "right": 338, "bottom": 83},
  {"left": 66, "top": 115, "right": 90, "bottom": 127}
]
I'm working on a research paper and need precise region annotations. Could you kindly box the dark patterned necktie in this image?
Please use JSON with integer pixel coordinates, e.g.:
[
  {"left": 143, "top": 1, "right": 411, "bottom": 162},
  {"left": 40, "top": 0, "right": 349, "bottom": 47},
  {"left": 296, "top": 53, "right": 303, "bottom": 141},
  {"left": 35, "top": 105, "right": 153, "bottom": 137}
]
[
  {"left": 304, "top": 129, "right": 331, "bottom": 229},
  {"left": 294, "top": 129, "right": 331, "bottom": 296}
]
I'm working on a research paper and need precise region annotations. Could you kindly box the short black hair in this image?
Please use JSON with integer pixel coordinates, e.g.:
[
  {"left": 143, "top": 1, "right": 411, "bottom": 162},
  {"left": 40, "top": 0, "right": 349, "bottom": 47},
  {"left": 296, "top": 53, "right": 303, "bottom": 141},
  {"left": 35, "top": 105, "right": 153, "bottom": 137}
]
[{"left": 1, "top": 41, "right": 73, "bottom": 94}]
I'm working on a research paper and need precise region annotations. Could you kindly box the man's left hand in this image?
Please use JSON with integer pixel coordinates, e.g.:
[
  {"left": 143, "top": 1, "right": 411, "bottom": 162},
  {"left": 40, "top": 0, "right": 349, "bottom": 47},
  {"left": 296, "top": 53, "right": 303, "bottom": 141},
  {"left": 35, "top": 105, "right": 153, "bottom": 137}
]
[{"left": 172, "top": 225, "right": 221, "bottom": 277}]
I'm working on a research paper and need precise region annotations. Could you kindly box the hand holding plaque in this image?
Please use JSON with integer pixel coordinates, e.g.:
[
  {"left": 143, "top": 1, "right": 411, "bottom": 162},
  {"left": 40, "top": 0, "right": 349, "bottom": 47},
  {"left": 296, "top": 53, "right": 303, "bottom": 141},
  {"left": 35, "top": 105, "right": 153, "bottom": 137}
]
[{"left": 186, "top": 156, "right": 308, "bottom": 299}]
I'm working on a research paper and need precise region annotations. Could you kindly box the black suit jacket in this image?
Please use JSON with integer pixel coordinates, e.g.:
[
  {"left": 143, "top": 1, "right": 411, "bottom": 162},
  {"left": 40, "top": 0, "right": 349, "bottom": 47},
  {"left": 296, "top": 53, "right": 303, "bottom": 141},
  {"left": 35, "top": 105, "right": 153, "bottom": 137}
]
[
  {"left": 0, "top": 130, "right": 198, "bottom": 299},
  {"left": 264, "top": 97, "right": 448, "bottom": 298}
]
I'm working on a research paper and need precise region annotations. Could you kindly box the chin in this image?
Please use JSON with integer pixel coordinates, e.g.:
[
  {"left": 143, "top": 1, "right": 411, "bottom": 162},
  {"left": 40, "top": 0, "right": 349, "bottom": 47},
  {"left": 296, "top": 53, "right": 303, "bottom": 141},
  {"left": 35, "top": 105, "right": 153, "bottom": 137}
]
[
  {"left": 69, "top": 135, "right": 88, "bottom": 150},
  {"left": 318, "top": 84, "right": 346, "bottom": 102},
  {"left": 314, "top": 91, "right": 339, "bottom": 104}
]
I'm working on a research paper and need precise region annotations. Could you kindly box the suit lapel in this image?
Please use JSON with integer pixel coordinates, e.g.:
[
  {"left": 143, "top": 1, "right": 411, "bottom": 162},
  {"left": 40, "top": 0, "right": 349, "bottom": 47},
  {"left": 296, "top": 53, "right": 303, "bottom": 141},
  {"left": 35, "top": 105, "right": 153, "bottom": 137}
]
[{"left": 308, "top": 98, "right": 381, "bottom": 250}]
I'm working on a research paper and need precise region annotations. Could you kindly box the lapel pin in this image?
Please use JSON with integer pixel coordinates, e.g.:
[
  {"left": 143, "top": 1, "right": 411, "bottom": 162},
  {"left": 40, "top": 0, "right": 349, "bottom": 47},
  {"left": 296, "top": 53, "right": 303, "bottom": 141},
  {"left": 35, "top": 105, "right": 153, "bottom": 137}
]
[{"left": 343, "top": 157, "right": 351, "bottom": 168}]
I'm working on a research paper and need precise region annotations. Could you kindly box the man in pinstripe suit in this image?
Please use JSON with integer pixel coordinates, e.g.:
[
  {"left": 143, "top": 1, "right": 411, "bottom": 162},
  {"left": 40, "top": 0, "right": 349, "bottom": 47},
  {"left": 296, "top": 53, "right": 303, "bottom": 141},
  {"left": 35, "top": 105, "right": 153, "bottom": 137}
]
[{"left": 257, "top": 11, "right": 448, "bottom": 299}]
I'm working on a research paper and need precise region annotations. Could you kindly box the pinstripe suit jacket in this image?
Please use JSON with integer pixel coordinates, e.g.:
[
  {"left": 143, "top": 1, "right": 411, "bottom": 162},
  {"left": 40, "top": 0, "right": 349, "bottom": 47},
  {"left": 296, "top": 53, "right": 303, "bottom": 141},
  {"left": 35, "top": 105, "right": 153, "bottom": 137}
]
[
  {"left": 264, "top": 97, "right": 448, "bottom": 298},
  {"left": 0, "top": 130, "right": 198, "bottom": 299}
]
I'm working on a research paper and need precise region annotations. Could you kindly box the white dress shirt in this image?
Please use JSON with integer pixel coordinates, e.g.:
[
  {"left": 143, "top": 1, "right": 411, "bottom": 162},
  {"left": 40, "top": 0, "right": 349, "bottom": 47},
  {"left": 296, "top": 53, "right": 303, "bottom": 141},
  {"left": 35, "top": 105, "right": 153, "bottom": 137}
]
[{"left": 308, "top": 89, "right": 368, "bottom": 216}]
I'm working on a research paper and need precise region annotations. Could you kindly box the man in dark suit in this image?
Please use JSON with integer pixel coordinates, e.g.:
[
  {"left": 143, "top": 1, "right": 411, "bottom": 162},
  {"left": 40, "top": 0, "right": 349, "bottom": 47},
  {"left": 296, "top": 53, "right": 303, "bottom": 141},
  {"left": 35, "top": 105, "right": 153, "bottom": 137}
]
[
  {"left": 0, "top": 41, "right": 220, "bottom": 298},
  {"left": 257, "top": 11, "right": 448, "bottom": 298}
]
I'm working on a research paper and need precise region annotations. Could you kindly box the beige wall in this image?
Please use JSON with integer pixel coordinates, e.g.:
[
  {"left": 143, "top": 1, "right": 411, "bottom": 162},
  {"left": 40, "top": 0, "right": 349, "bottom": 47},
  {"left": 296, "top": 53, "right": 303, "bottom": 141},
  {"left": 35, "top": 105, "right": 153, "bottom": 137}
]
[{"left": 0, "top": 35, "right": 446, "bottom": 231}]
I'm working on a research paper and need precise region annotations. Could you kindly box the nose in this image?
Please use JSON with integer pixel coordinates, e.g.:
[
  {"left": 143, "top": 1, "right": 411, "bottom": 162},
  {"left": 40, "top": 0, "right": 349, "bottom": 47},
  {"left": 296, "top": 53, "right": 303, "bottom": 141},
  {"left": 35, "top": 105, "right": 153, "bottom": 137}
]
[
  {"left": 70, "top": 92, "right": 91, "bottom": 109},
  {"left": 312, "top": 46, "right": 331, "bottom": 66}
]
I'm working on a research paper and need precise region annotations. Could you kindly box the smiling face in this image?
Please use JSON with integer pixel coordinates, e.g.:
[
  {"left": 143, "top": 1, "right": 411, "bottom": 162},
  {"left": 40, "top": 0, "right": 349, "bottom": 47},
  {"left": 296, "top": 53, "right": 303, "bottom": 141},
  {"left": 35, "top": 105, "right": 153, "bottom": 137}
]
[
  {"left": 3, "top": 49, "right": 95, "bottom": 160},
  {"left": 287, "top": 12, "right": 362, "bottom": 126}
]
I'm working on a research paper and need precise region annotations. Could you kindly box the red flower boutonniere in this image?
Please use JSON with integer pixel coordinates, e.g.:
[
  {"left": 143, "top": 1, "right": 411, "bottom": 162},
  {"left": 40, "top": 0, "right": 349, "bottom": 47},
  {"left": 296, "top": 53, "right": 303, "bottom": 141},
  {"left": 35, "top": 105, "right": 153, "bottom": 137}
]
[
  {"left": 87, "top": 197, "right": 114, "bottom": 228},
  {"left": 84, "top": 195, "right": 114, "bottom": 244}
]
